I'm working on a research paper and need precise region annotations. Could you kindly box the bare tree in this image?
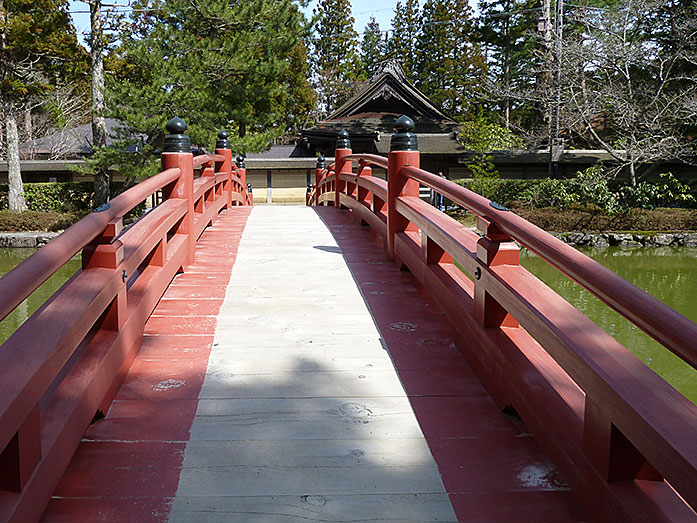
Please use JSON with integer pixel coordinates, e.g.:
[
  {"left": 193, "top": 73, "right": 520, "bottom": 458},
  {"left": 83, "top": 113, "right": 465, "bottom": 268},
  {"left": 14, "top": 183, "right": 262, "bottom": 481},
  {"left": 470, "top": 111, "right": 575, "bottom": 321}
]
[{"left": 560, "top": 0, "right": 697, "bottom": 185}]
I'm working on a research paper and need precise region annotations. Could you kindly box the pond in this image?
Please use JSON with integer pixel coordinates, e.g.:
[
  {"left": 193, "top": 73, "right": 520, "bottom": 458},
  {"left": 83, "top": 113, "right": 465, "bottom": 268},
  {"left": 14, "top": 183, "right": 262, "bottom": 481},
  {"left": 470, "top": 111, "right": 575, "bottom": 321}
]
[
  {"left": 521, "top": 246, "right": 697, "bottom": 404},
  {"left": 0, "top": 248, "right": 82, "bottom": 346}
]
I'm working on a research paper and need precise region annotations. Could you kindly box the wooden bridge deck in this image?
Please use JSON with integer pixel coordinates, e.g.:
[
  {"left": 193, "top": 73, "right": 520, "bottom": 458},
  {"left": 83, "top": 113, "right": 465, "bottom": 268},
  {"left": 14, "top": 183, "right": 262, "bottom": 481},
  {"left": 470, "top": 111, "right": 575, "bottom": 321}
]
[{"left": 41, "top": 206, "right": 587, "bottom": 522}]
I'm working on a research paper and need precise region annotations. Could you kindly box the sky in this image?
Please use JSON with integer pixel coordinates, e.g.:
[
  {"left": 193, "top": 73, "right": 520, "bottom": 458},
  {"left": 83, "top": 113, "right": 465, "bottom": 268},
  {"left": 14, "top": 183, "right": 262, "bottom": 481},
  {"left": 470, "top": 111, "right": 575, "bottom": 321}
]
[{"left": 67, "top": 0, "right": 435, "bottom": 45}]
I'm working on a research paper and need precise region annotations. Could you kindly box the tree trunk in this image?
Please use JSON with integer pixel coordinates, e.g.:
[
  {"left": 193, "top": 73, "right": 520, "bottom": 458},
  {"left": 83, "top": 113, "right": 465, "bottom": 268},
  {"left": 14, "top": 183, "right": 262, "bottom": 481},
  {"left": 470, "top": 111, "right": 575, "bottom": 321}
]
[
  {"left": 23, "top": 100, "right": 33, "bottom": 158},
  {"left": 6, "top": 105, "right": 27, "bottom": 212},
  {"left": 90, "top": 0, "right": 110, "bottom": 207},
  {"left": 503, "top": 0, "right": 511, "bottom": 128}
]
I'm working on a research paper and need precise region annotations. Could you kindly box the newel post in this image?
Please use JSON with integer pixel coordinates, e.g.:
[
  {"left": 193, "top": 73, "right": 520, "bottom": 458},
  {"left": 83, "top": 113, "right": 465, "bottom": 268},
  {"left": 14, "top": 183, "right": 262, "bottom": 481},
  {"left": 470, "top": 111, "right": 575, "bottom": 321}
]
[
  {"left": 387, "top": 115, "right": 420, "bottom": 261},
  {"left": 161, "top": 117, "right": 195, "bottom": 266},
  {"left": 335, "top": 130, "right": 352, "bottom": 208},
  {"left": 236, "top": 155, "right": 247, "bottom": 204},
  {"left": 315, "top": 155, "right": 326, "bottom": 204},
  {"left": 473, "top": 214, "right": 519, "bottom": 328},
  {"left": 215, "top": 130, "right": 233, "bottom": 209}
]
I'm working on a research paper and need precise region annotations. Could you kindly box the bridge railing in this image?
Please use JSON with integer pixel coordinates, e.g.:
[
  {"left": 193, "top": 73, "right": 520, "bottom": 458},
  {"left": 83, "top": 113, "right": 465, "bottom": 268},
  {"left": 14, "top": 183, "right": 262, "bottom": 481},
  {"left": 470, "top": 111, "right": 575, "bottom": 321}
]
[
  {"left": 0, "top": 118, "right": 251, "bottom": 522},
  {"left": 308, "top": 115, "right": 697, "bottom": 522}
]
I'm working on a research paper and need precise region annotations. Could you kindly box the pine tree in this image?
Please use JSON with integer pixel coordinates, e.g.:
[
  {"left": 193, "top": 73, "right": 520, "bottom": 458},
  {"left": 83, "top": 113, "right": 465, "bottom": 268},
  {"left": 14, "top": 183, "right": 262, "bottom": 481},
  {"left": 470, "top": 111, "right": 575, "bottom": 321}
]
[
  {"left": 360, "top": 17, "right": 385, "bottom": 78},
  {"left": 0, "top": 0, "right": 87, "bottom": 211},
  {"left": 88, "top": 0, "right": 313, "bottom": 181},
  {"left": 310, "top": 0, "right": 362, "bottom": 116},
  {"left": 385, "top": 0, "right": 420, "bottom": 80},
  {"left": 416, "top": 0, "right": 487, "bottom": 119},
  {"left": 477, "top": 0, "right": 539, "bottom": 128}
]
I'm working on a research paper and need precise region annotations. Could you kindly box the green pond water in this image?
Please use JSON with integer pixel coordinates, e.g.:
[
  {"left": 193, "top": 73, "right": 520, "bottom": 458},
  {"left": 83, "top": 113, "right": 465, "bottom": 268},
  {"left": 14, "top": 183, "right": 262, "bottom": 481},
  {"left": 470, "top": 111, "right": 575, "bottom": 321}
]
[
  {"left": 0, "top": 245, "right": 695, "bottom": 402},
  {"left": 521, "top": 246, "right": 697, "bottom": 404},
  {"left": 0, "top": 249, "right": 82, "bottom": 345}
]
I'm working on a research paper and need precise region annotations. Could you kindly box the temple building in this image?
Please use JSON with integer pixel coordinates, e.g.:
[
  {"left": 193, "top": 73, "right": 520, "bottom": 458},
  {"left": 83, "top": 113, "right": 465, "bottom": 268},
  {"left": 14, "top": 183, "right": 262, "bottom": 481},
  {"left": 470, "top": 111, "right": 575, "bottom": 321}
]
[{"left": 298, "top": 60, "right": 465, "bottom": 176}]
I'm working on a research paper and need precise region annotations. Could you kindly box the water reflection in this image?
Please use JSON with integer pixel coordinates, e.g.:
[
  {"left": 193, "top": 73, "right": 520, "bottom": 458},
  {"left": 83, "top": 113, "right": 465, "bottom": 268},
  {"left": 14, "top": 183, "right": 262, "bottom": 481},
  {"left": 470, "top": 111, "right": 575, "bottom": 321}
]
[
  {"left": 0, "top": 248, "right": 82, "bottom": 345},
  {"left": 521, "top": 246, "right": 697, "bottom": 403}
]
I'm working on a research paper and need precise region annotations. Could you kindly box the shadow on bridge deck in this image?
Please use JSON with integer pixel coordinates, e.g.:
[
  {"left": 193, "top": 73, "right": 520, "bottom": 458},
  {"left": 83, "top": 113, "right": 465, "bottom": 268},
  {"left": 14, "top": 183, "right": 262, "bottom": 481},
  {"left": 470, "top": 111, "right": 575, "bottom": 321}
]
[{"left": 41, "top": 205, "right": 588, "bottom": 522}]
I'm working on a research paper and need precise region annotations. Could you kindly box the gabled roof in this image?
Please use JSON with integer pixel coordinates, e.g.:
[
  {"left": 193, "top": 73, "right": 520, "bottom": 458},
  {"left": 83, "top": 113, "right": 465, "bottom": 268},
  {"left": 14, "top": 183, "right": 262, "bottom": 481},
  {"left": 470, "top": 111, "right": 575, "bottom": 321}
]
[{"left": 327, "top": 60, "right": 454, "bottom": 123}]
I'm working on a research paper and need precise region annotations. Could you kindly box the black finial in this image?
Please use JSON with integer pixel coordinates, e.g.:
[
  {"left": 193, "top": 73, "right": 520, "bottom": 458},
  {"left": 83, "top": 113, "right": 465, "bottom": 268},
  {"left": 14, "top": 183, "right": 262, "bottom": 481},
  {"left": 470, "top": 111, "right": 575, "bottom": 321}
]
[
  {"left": 390, "top": 115, "right": 418, "bottom": 152},
  {"left": 236, "top": 154, "right": 245, "bottom": 169},
  {"left": 163, "top": 117, "right": 191, "bottom": 153},
  {"left": 336, "top": 130, "right": 351, "bottom": 150},
  {"left": 316, "top": 155, "right": 326, "bottom": 169},
  {"left": 216, "top": 130, "right": 230, "bottom": 150}
]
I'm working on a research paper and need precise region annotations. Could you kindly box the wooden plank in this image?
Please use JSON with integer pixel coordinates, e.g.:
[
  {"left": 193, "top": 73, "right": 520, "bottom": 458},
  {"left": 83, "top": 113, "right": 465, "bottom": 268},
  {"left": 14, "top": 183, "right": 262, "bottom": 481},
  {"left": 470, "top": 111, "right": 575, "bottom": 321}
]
[
  {"left": 189, "top": 397, "right": 424, "bottom": 441},
  {"left": 169, "top": 493, "right": 456, "bottom": 523},
  {"left": 172, "top": 206, "right": 456, "bottom": 521}
]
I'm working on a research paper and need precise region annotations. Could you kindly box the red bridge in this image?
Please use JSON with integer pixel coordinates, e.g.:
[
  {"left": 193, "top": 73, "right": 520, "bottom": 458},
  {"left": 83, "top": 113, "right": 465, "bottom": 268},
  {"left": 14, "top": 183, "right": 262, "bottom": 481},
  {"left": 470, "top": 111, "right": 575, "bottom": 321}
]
[{"left": 1, "top": 116, "right": 696, "bottom": 522}]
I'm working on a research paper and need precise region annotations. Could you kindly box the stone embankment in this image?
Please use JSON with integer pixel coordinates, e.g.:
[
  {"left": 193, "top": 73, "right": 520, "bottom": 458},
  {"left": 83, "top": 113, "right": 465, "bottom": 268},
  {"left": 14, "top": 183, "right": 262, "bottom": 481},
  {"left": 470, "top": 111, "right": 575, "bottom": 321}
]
[
  {"left": 554, "top": 232, "right": 697, "bottom": 248},
  {"left": 0, "top": 232, "right": 59, "bottom": 248}
]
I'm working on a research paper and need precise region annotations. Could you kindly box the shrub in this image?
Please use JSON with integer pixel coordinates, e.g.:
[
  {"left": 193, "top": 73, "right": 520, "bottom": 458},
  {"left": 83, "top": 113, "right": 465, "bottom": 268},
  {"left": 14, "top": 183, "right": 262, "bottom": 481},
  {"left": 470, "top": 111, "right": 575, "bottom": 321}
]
[
  {"left": 619, "top": 173, "right": 696, "bottom": 209},
  {"left": 0, "top": 210, "right": 82, "bottom": 232},
  {"left": 569, "top": 166, "right": 621, "bottom": 214},
  {"left": 0, "top": 182, "right": 94, "bottom": 213},
  {"left": 524, "top": 178, "right": 577, "bottom": 209}
]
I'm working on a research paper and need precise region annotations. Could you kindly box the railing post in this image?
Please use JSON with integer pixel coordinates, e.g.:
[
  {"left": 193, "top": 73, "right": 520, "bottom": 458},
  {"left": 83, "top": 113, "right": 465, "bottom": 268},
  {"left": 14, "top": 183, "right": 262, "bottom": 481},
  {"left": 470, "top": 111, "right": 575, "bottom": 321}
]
[
  {"left": 387, "top": 115, "right": 420, "bottom": 261},
  {"left": 335, "top": 130, "right": 352, "bottom": 208},
  {"left": 161, "top": 117, "right": 195, "bottom": 266},
  {"left": 315, "top": 155, "right": 325, "bottom": 205},
  {"left": 236, "top": 155, "right": 247, "bottom": 205},
  {"left": 583, "top": 396, "right": 662, "bottom": 483},
  {"left": 0, "top": 405, "right": 40, "bottom": 492},
  {"left": 82, "top": 216, "right": 126, "bottom": 331},
  {"left": 473, "top": 216, "right": 519, "bottom": 328},
  {"left": 215, "top": 130, "right": 233, "bottom": 209}
]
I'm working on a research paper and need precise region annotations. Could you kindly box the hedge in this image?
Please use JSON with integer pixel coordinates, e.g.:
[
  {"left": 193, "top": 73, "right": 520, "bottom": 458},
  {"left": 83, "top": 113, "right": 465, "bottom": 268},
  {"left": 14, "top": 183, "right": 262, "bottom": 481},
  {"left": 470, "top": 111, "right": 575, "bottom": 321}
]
[{"left": 0, "top": 182, "right": 94, "bottom": 213}]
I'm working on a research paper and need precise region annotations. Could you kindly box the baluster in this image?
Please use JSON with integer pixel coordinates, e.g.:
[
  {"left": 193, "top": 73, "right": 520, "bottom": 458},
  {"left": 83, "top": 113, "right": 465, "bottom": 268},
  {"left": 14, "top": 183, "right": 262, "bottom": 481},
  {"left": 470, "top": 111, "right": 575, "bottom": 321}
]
[
  {"left": 0, "top": 405, "right": 40, "bottom": 492},
  {"left": 215, "top": 131, "right": 232, "bottom": 209},
  {"left": 357, "top": 161, "right": 372, "bottom": 226},
  {"left": 583, "top": 396, "right": 662, "bottom": 483},
  {"left": 161, "top": 117, "right": 195, "bottom": 266},
  {"left": 473, "top": 217, "right": 519, "bottom": 328},
  {"left": 83, "top": 217, "right": 126, "bottom": 331},
  {"left": 387, "top": 115, "right": 420, "bottom": 261}
]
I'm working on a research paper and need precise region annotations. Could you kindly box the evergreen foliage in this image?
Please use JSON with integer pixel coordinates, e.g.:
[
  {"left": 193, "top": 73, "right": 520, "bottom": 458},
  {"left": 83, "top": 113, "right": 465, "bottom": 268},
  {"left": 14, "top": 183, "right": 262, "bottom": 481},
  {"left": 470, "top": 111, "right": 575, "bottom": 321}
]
[
  {"left": 385, "top": 0, "right": 420, "bottom": 81},
  {"left": 0, "top": 0, "right": 88, "bottom": 211},
  {"left": 310, "top": 0, "right": 363, "bottom": 116},
  {"left": 85, "top": 0, "right": 314, "bottom": 181},
  {"left": 477, "top": 0, "right": 539, "bottom": 129},
  {"left": 415, "top": 0, "right": 488, "bottom": 119},
  {"left": 360, "top": 17, "right": 386, "bottom": 78}
]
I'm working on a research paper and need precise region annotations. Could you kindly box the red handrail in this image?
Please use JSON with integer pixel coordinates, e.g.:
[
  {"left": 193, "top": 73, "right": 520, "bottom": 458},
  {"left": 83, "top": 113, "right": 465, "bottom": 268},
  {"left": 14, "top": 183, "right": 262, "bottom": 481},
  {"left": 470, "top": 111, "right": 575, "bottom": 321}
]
[
  {"left": 403, "top": 165, "right": 697, "bottom": 369},
  {"left": 309, "top": 144, "right": 697, "bottom": 521},
  {"left": 0, "top": 167, "right": 181, "bottom": 323},
  {"left": 0, "top": 128, "right": 251, "bottom": 521}
]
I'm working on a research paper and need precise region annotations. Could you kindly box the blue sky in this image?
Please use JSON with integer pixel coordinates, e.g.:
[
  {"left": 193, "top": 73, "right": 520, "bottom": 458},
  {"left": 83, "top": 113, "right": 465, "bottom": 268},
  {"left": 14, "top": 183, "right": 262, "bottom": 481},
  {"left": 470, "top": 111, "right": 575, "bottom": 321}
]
[{"left": 68, "top": 0, "right": 410, "bottom": 45}]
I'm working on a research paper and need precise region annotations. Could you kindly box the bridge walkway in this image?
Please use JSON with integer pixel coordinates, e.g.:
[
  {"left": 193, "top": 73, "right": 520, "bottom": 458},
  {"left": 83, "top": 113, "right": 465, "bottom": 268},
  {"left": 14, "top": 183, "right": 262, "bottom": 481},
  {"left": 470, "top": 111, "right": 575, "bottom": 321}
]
[{"left": 41, "top": 206, "right": 587, "bottom": 522}]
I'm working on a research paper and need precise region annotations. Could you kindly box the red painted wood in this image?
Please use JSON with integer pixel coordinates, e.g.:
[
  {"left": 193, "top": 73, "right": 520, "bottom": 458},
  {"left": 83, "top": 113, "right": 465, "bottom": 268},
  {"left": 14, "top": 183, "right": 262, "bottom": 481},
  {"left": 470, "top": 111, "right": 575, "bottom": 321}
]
[
  {"left": 0, "top": 167, "right": 180, "bottom": 323},
  {"left": 315, "top": 148, "right": 697, "bottom": 520},
  {"left": 334, "top": 147, "right": 352, "bottom": 208},
  {"left": 386, "top": 149, "right": 419, "bottom": 260},
  {"left": 41, "top": 207, "right": 251, "bottom": 523},
  {"left": 403, "top": 164, "right": 697, "bottom": 370},
  {"left": 315, "top": 206, "right": 589, "bottom": 521},
  {"left": 161, "top": 152, "right": 195, "bottom": 266}
]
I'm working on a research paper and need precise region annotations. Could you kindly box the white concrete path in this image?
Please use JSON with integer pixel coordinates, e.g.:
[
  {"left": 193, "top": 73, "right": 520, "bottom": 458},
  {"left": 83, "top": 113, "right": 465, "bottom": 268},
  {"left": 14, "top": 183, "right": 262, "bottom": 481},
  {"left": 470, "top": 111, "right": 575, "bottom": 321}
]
[{"left": 169, "top": 206, "right": 457, "bottom": 522}]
